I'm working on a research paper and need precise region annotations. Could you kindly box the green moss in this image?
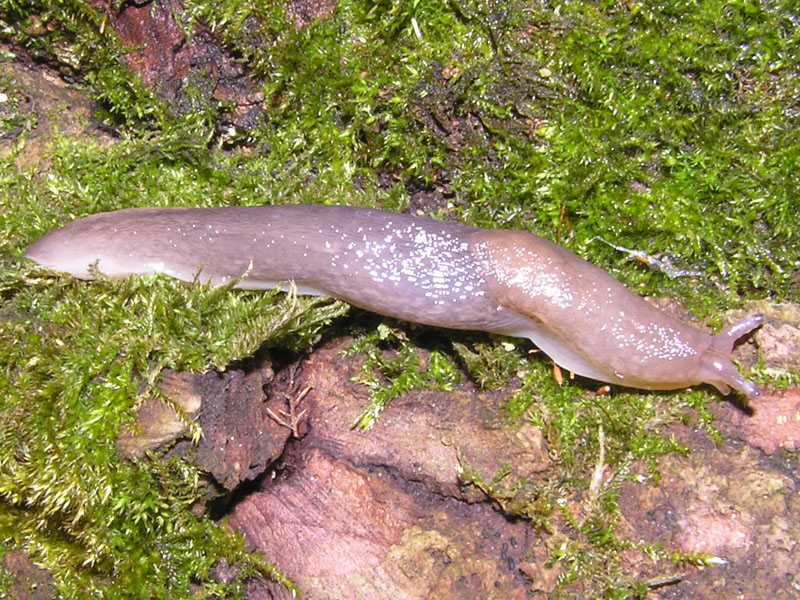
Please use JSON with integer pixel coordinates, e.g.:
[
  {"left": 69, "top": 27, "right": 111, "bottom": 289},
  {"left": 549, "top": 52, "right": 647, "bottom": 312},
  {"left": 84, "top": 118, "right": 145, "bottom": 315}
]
[
  {"left": 0, "top": 125, "right": 356, "bottom": 596},
  {"left": 0, "top": 562, "right": 10, "bottom": 596},
  {"left": 451, "top": 0, "right": 799, "bottom": 306},
  {"left": 1, "top": 0, "right": 797, "bottom": 597},
  {"left": 345, "top": 323, "right": 460, "bottom": 429},
  {"left": 1, "top": 228, "right": 341, "bottom": 597},
  {"left": 0, "top": 72, "right": 35, "bottom": 139},
  {"left": 0, "top": 0, "right": 165, "bottom": 126},
  {"left": 451, "top": 336, "right": 530, "bottom": 390}
]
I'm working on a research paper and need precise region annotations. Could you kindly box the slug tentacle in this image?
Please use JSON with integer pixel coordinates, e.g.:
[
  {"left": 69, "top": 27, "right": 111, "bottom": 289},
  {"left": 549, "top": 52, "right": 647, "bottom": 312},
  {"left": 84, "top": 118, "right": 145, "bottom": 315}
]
[
  {"left": 697, "top": 351, "right": 762, "bottom": 398},
  {"left": 711, "top": 314, "right": 765, "bottom": 352},
  {"left": 700, "top": 314, "right": 764, "bottom": 398},
  {"left": 24, "top": 204, "right": 764, "bottom": 399}
]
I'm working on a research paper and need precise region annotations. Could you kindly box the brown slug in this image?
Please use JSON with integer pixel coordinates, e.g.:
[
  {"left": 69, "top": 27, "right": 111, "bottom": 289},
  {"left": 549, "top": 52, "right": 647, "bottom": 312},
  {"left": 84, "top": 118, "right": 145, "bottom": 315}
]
[{"left": 24, "top": 204, "right": 764, "bottom": 397}]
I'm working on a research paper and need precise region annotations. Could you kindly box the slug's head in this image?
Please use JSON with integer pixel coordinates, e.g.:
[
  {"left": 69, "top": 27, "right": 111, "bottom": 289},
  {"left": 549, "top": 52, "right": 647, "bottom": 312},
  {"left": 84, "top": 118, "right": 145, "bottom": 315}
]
[{"left": 696, "top": 314, "right": 765, "bottom": 398}]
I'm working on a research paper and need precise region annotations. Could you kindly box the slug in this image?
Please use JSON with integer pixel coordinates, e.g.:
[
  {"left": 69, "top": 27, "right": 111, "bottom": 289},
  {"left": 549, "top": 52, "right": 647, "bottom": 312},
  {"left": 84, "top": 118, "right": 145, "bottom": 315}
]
[{"left": 24, "top": 204, "right": 764, "bottom": 397}]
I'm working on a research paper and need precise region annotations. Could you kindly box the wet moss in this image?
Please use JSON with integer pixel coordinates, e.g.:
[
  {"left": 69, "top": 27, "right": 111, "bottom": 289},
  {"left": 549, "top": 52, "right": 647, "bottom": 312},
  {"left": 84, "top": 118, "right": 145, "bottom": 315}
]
[{"left": 345, "top": 323, "right": 461, "bottom": 429}]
